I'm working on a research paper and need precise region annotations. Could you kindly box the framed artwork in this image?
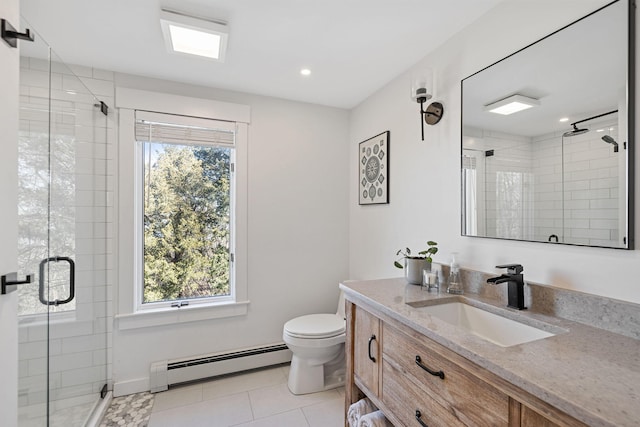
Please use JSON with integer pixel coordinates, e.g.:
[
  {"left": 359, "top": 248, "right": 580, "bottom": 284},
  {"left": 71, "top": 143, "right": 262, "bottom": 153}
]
[{"left": 359, "top": 131, "right": 389, "bottom": 205}]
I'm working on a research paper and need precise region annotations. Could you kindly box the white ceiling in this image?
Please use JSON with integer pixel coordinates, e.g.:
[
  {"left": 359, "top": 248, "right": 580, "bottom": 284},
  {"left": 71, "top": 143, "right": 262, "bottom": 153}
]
[{"left": 19, "top": 0, "right": 504, "bottom": 109}]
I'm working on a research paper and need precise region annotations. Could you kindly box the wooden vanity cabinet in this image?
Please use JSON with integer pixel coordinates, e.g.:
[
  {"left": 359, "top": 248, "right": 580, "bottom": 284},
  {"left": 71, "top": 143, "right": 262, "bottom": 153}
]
[{"left": 345, "top": 299, "right": 588, "bottom": 427}]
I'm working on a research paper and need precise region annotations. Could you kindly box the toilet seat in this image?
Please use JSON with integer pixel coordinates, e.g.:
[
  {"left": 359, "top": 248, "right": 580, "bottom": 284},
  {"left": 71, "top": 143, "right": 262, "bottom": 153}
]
[{"left": 283, "top": 314, "right": 345, "bottom": 339}]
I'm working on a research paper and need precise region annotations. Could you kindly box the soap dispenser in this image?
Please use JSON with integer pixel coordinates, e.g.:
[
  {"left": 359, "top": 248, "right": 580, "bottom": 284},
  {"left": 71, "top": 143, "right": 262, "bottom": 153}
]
[{"left": 447, "top": 252, "right": 463, "bottom": 294}]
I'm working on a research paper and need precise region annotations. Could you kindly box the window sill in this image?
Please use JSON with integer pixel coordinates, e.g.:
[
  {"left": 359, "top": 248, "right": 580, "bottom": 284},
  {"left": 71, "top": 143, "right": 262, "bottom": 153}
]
[{"left": 115, "top": 300, "right": 250, "bottom": 330}]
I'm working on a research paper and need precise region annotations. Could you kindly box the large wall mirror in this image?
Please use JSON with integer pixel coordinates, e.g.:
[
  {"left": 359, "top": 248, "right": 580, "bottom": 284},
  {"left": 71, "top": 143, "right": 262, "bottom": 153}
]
[{"left": 461, "top": 0, "right": 634, "bottom": 249}]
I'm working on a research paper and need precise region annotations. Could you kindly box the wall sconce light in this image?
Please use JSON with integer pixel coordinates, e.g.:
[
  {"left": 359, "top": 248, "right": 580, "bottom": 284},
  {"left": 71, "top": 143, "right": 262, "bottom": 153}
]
[{"left": 411, "top": 72, "right": 444, "bottom": 140}]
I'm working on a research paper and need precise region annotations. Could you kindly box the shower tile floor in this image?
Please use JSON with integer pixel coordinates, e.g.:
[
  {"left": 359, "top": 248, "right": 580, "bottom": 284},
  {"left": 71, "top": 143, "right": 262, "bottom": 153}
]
[{"left": 100, "top": 364, "right": 345, "bottom": 427}]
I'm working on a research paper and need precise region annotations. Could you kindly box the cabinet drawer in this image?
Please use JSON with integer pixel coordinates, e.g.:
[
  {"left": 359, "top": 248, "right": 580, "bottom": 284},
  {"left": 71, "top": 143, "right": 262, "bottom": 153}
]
[
  {"left": 383, "top": 359, "right": 464, "bottom": 427},
  {"left": 383, "top": 323, "right": 509, "bottom": 426}
]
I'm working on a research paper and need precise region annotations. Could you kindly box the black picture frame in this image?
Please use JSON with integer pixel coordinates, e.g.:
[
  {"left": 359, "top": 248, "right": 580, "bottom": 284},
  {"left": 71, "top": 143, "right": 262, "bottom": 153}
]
[{"left": 358, "top": 131, "right": 389, "bottom": 205}]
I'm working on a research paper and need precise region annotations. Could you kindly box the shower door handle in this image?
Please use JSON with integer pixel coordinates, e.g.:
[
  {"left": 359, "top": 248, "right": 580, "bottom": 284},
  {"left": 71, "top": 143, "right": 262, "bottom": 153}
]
[{"left": 39, "top": 256, "right": 75, "bottom": 306}]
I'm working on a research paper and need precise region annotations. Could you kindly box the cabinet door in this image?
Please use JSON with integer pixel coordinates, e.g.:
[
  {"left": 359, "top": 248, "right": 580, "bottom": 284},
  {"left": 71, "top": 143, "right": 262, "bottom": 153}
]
[{"left": 353, "top": 306, "right": 381, "bottom": 396}]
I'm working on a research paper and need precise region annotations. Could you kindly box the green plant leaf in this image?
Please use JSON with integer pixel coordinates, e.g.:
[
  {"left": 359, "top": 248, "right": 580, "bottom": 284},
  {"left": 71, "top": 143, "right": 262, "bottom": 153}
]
[
  {"left": 394, "top": 261, "right": 404, "bottom": 269},
  {"left": 427, "top": 241, "right": 437, "bottom": 246}
]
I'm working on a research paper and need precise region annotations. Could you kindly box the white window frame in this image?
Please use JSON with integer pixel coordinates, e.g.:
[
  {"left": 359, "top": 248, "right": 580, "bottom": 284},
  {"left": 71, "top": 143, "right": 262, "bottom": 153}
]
[{"left": 115, "top": 88, "right": 250, "bottom": 330}]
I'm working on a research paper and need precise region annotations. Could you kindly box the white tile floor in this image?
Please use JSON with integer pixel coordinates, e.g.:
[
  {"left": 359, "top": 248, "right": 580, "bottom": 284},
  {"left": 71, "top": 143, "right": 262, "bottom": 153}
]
[{"left": 147, "top": 364, "right": 345, "bottom": 427}]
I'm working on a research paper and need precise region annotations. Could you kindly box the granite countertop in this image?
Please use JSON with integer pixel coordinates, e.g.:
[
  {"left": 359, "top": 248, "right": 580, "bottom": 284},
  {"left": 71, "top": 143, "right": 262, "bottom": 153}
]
[{"left": 340, "top": 277, "right": 640, "bottom": 427}]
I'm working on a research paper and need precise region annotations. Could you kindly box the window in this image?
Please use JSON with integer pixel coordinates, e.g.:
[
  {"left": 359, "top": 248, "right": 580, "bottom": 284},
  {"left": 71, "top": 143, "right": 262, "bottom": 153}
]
[
  {"left": 115, "top": 89, "right": 249, "bottom": 327},
  {"left": 135, "top": 112, "right": 236, "bottom": 308}
]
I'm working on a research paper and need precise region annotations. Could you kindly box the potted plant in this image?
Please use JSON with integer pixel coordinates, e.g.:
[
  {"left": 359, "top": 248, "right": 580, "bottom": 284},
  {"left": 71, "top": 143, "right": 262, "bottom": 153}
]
[{"left": 394, "top": 241, "right": 438, "bottom": 285}]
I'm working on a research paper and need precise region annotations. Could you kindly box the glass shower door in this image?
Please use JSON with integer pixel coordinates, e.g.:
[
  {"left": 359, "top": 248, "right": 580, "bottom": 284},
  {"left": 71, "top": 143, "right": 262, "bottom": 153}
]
[{"left": 17, "top": 18, "right": 110, "bottom": 426}]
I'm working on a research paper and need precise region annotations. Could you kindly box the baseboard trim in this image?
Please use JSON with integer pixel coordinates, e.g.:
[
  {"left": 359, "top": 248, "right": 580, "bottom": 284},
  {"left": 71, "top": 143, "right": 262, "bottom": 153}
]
[{"left": 113, "top": 378, "right": 149, "bottom": 397}]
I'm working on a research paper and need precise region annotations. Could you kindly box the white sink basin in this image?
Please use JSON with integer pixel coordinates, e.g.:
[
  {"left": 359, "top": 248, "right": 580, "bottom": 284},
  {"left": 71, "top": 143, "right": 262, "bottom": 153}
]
[{"left": 416, "top": 302, "right": 556, "bottom": 347}]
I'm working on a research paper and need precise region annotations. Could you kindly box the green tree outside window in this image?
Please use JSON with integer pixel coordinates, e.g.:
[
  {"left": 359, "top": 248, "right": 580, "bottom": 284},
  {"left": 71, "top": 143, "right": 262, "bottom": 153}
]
[{"left": 143, "top": 142, "right": 232, "bottom": 303}]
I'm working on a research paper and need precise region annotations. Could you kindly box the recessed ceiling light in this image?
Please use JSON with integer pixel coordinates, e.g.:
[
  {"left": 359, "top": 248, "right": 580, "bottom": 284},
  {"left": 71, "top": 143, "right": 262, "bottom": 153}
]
[
  {"left": 300, "top": 68, "right": 311, "bottom": 76},
  {"left": 484, "top": 94, "right": 540, "bottom": 115},
  {"left": 160, "top": 10, "right": 228, "bottom": 61},
  {"left": 596, "top": 128, "right": 604, "bottom": 132},
  {"left": 559, "top": 117, "right": 569, "bottom": 122}
]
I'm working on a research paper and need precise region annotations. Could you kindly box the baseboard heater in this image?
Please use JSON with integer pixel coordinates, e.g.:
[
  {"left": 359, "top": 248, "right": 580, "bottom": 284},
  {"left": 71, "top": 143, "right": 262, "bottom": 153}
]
[{"left": 149, "top": 343, "right": 292, "bottom": 393}]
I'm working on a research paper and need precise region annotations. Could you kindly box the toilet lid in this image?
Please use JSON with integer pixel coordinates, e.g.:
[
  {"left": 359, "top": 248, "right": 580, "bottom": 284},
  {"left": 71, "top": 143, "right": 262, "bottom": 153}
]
[{"left": 284, "top": 314, "right": 345, "bottom": 339}]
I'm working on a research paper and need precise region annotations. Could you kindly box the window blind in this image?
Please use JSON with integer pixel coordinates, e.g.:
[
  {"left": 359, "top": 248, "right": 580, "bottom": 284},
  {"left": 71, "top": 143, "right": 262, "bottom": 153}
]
[{"left": 135, "top": 110, "right": 235, "bottom": 147}]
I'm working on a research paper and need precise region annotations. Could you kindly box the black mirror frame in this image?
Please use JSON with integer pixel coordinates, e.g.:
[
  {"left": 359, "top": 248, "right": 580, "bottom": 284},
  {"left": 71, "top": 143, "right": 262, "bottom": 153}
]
[{"left": 460, "top": 0, "right": 635, "bottom": 250}]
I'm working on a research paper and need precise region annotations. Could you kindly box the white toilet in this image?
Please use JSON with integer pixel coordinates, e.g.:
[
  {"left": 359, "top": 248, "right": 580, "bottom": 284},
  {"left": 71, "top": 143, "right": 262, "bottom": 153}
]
[{"left": 283, "top": 292, "right": 346, "bottom": 395}]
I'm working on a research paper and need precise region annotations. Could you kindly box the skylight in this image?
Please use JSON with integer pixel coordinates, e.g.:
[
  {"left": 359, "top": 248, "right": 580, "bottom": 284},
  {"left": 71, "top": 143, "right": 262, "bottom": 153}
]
[{"left": 160, "top": 10, "right": 228, "bottom": 61}]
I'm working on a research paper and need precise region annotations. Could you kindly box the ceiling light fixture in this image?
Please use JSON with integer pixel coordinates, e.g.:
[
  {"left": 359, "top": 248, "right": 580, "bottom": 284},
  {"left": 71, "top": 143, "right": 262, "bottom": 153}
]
[
  {"left": 160, "top": 9, "right": 228, "bottom": 61},
  {"left": 484, "top": 94, "right": 540, "bottom": 115},
  {"left": 559, "top": 117, "right": 569, "bottom": 122},
  {"left": 300, "top": 68, "right": 311, "bottom": 76}
]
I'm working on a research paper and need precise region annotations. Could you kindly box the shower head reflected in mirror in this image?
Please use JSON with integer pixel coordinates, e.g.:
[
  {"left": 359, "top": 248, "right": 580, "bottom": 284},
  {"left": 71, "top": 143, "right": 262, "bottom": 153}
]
[
  {"left": 562, "top": 110, "right": 618, "bottom": 138},
  {"left": 602, "top": 135, "right": 619, "bottom": 152},
  {"left": 563, "top": 123, "right": 589, "bottom": 137}
]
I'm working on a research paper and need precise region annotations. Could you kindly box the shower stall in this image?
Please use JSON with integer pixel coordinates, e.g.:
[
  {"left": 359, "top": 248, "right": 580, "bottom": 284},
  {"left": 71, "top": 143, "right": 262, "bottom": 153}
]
[{"left": 16, "top": 18, "right": 112, "bottom": 426}]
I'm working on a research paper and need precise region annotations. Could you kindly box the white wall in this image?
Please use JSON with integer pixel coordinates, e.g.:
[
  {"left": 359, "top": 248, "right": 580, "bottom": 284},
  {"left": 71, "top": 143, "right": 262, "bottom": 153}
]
[
  {"left": 112, "top": 74, "right": 350, "bottom": 393},
  {"left": 0, "top": 0, "right": 20, "bottom": 424},
  {"left": 349, "top": 0, "right": 640, "bottom": 304}
]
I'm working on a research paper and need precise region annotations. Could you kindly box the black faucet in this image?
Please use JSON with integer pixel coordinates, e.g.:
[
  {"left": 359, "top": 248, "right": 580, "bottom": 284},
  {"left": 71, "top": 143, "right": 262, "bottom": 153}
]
[{"left": 486, "top": 264, "right": 526, "bottom": 310}]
